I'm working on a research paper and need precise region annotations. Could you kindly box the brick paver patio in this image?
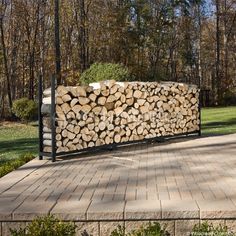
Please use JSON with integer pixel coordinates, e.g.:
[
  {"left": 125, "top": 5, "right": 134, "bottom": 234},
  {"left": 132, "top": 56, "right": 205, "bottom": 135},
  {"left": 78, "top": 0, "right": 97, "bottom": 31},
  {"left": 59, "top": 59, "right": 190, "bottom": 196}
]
[{"left": 1, "top": 133, "right": 236, "bottom": 235}]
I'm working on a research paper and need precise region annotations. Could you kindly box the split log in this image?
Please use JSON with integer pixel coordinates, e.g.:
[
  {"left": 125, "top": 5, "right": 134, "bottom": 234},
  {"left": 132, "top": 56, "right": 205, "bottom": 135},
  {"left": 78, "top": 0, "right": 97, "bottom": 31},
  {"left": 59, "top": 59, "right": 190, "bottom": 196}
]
[
  {"left": 61, "top": 103, "right": 71, "bottom": 114},
  {"left": 41, "top": 104, "right": 51, "bottom": 114},
  {"left": 43, "top": 97, "right": 51, "bottom": 105},
  {"left": 114, "top": 107, "right": 123, "bottom": 116},
  {"left": 57, "top": 86, "right": 68, "bottom": 96},
  {"left": 70, "top": 98, "right": 79, "bottom": 107},
  {"left": 68, "top": 131, "right": 76, "bottom": 140},
  {"left": 56, "top": 141, "right": 62, "bottom": 147},
  {"left": 107, "top": 95, "right": 117, "bottom": 103},
  {"left": 56, "top": 134, "right": 62, "bottom": 141},
  {"left": 126, "top": 98, "right": 134, "bottom": 106},
  {"left": 94, "top": 89, "right": 101, "bottom": 96},
  {"left": 126, "top": 89, "right": 133, "bottom": 98},
  {"left": 43, "top": 146, "right": 52, "bottom": 153},
  {"left": 43, "top": 127, "right": 51, "bottom": 133},
  {"left": 133, "top": 90, "right": 142, "bottom": 98},
  {"left": 72, "top": 105, "right": 81, "bottom": 113},
  {"left": 43, "top": 133, "right": 52, "bottom": 140},
  {"left": 62, "top": 94, "right": 71, "bottom": 103},
  {"left": 101, "top": 89, "right": 109, "bottom": 97},
  {"left": 76, "top": 86, "right": 87, "bottom": 97},
  {"left": 98, "top": 97, "right": 106, "bottom": 105},
  {"left": 110, "top": 84, "right": 119, "bottom": 94},
  {"left": 66, "top": 111, "right": 76, "bottom": 119},
  {"left": 43, "top": 88, "right": 52, "bottom": 97},
  {"left": 78, "top": 97, "right": 90, "bottom": 105},
  {"left": 114, "top": 134, "right": 121, "bottom": 143},
  {"left": 81, "top": 105, "right": 92, "bottom": 113},
  {"left": 56, "top": 96, "right": 64, "bottom": 105},
  {"left": 98, "top": 121, "right": 106, "bottom": 131},
  {"left": 89, "top": 93, "right": 97, "bottom": 102},
  {"left": 43, "top": 140, "right": 52, "bottom": 146}
]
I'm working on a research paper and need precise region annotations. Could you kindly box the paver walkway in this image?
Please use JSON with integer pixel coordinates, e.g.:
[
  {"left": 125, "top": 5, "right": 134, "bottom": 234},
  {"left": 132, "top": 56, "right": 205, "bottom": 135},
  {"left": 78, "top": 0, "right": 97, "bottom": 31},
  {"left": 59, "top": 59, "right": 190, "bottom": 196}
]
[{"left": 1, "top": 133, "right": 236, "bottom": 221}]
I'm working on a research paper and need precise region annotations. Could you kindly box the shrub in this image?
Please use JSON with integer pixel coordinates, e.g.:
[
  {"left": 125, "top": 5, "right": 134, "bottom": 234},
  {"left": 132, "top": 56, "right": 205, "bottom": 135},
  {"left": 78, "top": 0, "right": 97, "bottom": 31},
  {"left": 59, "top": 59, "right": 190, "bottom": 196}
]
[
  {"left": 10, "top": 215, "right": 77, "bottom": 236},
  {"left": 222, "top": 90, "right": 236, "bottom": 106},
  {"left": 191, "top": 221, "right": 234, "bottom": 236},
  {"left": 111, "top": 225, "right": 125, "bottom": 236},
  {"left": 12, "top": 98, "right": 38, "bottom": 121},
  {"left": 110, "top": 222, "right": 170, "bottom": 236},
  {"left": 0, "top": 153, "right": 35, "bottom": 178},
  {"left": 79, "top": 63, "right": 132, "bottom": 85}
]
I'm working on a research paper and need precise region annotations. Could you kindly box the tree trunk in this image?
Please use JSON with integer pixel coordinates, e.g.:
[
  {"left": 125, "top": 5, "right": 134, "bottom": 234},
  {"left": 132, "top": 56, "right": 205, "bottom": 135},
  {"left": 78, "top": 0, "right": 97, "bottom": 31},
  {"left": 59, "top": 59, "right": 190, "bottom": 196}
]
[
  {"left": 197, "top": 3, "right": 202, "bottom": 88},
  {"left": 28, "top": 2, "right": 40, "bottom": 100},
  {"left": 215, "top": 0, "right": 221, "bottom": 104},
  {"left": 78, "top": 0, "right": 88, "bottom": 72},
  {"left": 54, "top": 0, "right": 62, "bottom": 84},
  {"left": 223, "top": 0, "right": 228, "bottom": 94},
  {"left": 0, "top": 17, "right": 12, "bottom": 110},
  {"left": 39, "top": 0, "right": 47, "bottom": 86}
]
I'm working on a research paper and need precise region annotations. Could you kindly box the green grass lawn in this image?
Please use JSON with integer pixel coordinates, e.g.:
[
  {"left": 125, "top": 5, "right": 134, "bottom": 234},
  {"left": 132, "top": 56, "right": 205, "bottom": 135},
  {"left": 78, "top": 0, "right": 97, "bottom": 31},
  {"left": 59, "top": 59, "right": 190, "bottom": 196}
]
[
  {"left": 0, "top": 122, "right": 38, "bottom": 165},
  {"left": 202, "top": 106, "right": 236, "bottom": 135},
  {"left": 0, "top": 106, "right": 235, "bottom": 167}
]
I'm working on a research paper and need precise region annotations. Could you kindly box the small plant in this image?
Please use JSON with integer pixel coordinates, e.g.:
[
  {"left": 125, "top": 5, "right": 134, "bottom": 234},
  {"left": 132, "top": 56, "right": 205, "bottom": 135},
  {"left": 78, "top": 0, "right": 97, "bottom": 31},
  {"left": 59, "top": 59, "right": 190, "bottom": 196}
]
[
  {"left": 0, "top": 153, "right": 35, "bottom": 178},
  {"left": 191, "top": 221, "right": 235, "bottom": 236},
  {"left": 79, "top": 63, "right": 132, "bottom": 85},
  {"left": 222, "top": 90, "right": 236, "bottom": 106},
  {"left": 10, "top": 215, "right": 77, "bottom": 236},
  {"left": 111, "top": 225, "right": 126, "bottom": 236},
  {"left": 110, "top": 222, "right": 169, "bottom": 236},
  {"left": 12, "top": 98, "right": 38, "bottom": 121}
]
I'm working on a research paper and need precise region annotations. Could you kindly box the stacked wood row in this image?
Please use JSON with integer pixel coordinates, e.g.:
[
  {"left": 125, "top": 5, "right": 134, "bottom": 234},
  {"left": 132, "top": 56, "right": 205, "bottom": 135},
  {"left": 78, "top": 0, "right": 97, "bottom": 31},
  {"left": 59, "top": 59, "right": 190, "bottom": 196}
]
[{"left": 42, "top": 80, "right": 200, "bottom": 153}]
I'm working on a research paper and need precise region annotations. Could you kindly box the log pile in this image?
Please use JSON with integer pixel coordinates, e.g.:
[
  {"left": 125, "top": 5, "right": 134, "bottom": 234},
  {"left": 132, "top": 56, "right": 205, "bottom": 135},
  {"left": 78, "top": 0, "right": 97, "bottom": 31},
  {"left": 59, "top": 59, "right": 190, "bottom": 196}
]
[{"left": 42, "top": 80, "right": 200, "bottom": 153}]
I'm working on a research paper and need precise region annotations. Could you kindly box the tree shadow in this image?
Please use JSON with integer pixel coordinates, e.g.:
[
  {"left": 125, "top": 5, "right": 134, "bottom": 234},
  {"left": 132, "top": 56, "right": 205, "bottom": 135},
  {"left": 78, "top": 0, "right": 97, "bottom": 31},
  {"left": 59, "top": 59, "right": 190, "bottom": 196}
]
[
  {"left": 202, "top": 117, "right": 236, "bottom": 134},
  {"left": 1, "top": 131, "right": 236, "bottom": 224},
  {"left": 0, "top": 138, "right": 38, "bottom": 164}
]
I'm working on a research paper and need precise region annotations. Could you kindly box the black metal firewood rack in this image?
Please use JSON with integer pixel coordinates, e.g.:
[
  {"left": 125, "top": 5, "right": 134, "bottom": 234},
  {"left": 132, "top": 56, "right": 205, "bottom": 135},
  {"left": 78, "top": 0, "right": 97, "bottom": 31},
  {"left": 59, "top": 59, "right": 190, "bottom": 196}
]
[{"left": 38, "top": 75, "right": 201, "bottom": 162}]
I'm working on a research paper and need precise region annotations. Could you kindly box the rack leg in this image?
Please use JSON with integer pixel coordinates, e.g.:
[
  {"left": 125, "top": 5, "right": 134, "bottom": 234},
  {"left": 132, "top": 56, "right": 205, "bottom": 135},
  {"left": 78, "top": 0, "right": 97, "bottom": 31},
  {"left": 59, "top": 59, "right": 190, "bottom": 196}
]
[
  {"left": 38, "top": 75, "right": 43, "bottom": 160},
  {"left": 51, "top": 74, "right": 56, "bottom": 162}
]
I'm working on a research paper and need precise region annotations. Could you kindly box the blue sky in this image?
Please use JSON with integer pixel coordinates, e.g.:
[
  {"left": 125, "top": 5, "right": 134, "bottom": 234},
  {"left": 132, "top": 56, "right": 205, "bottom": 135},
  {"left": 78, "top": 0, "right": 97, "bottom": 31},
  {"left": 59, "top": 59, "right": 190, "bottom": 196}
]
[{"left": 203, "top": 0, "right": 215, "bottom": 17}]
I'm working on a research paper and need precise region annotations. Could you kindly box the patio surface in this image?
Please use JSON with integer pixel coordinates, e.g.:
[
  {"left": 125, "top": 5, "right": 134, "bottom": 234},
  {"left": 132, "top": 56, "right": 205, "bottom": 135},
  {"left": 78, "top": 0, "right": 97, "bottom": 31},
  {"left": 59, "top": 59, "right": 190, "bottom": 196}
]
[{"left": 1, "top": 133, "right": 236, "bottom": 235}]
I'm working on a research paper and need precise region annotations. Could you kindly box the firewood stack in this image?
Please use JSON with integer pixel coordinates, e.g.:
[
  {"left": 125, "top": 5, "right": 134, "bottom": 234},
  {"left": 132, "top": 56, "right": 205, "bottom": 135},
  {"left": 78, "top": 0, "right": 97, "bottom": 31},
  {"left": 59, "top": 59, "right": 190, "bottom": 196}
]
[{"left": 42, "top": 80, "right": 200, "bottom": 153}]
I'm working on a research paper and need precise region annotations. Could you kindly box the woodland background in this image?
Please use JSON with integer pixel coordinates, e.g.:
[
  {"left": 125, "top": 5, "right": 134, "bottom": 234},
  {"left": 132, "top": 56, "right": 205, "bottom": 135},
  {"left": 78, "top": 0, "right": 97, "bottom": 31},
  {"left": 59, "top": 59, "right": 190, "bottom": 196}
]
[{"left": 0, "top": 0, "right": 236, "bottom": 118}]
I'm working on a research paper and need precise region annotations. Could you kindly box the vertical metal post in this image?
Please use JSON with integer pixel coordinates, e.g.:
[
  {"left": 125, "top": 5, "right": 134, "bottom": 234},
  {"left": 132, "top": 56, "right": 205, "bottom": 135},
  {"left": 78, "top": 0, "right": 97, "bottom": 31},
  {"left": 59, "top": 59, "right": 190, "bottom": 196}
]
[
  {"left": 198, "top": 76, "right": 202, "bottom": 136},
  {"left": 38, "top": 75, "right": 43, "bottom": 160},
  {"left": 51, "top": 75, "right": 56, "bottom": 162},
  {"left": 198, "top": 92, "right": 202, "bottom": 136}
]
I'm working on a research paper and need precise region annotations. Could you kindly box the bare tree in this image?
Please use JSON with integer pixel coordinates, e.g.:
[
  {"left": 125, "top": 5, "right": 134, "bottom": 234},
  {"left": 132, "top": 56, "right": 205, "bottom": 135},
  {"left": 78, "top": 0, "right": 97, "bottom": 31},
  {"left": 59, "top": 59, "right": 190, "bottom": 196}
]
[
  {"left": 0, "top": 0, "right": 12, "bottom": 110},
  {"left": 215, "top": 0, "right": 221, "bottom": 104},
  {"left": 54, "top": 0, "right": 62, "bottom": 84}
]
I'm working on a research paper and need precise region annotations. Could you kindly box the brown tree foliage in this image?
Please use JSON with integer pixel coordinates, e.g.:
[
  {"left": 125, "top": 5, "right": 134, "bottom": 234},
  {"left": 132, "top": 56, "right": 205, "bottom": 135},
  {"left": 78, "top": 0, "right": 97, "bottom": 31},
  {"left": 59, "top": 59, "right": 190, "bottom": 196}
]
[{"left": 0, "top": 0, "right": 236, "bottom": 117}]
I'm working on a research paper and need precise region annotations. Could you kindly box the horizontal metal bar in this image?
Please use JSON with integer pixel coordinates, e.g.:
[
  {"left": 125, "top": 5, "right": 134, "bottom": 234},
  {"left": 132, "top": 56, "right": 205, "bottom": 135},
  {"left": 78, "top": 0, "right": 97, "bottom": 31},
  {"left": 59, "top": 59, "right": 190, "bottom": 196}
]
[
  {"left": 53, "top": 131, "right": 200, "bottom": 158},
  {"left": 39, "top": 152, "right": 53, "bottom": 157}
]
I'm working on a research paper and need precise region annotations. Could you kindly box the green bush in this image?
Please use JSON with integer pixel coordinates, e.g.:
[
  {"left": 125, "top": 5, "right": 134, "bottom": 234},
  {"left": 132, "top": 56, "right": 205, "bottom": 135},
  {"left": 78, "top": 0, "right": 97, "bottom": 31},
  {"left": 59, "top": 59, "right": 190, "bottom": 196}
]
[
  {"left": 79, "top": 63, "right": 132, "bottom": 85},
  {"left": 0, "top": 153, "right": 35, "bottom": 178},
  {"left": 111, "top": 225, "right": 125, "bottom": 236},
  {"left": 110, "top": 222, "right": 170, "bottom": 236},
  {"left": 222, "top": 90, "right": 236, "bottom": 106},
  {"left": 10, "top": 215, "right": 77, "bottom": 236},
  {"left": 191, "top": 221, "right": 234, "bottom": 236},
  {"left": 12, "top": 98, "right": 38, "bottom": 121}
]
